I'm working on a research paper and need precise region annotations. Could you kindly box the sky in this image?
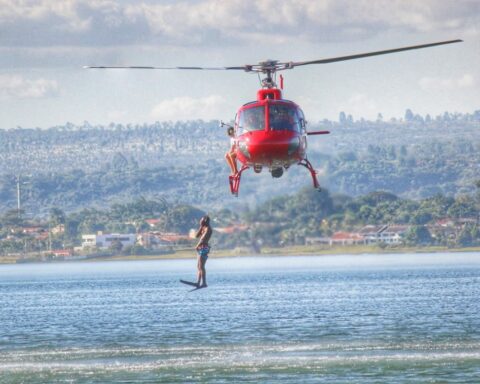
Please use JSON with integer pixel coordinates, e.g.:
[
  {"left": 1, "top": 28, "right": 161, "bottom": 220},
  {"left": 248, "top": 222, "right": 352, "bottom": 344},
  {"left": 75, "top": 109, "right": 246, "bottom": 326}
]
[{"left": 0, "top": 0, "right": 479, "bottom": 129}]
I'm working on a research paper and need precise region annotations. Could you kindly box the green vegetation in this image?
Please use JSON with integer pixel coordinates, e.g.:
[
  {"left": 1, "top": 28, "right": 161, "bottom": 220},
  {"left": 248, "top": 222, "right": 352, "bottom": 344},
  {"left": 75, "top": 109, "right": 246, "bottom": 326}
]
[
  {"left": 1, "top": 110, "right": 479, "bottom": 261},
  {"left": 1, "top": 186, "right": 479, "bottom": 260},
  {"left": 0, "top": 110, "right": 479, "bottom": 216},
  {"left": 221, "top": 188, "right": 480, "bottom": 249}
]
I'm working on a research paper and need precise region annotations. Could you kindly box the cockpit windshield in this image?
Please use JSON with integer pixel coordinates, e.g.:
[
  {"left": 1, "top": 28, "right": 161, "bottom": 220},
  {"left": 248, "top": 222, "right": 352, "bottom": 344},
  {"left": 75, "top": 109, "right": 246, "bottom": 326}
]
[
  {"left": 269, "top": 104, "right": 300, "bottom": 132},
  {"left": 237, "top": 106, "right": 265, "bottom": 133}
]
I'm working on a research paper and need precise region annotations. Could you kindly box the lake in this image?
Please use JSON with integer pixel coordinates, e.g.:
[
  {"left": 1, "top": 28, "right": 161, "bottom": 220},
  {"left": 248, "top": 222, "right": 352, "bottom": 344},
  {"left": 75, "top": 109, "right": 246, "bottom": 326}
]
[{"left": 1, "top": 253, "right": 480, "bottom": 383}]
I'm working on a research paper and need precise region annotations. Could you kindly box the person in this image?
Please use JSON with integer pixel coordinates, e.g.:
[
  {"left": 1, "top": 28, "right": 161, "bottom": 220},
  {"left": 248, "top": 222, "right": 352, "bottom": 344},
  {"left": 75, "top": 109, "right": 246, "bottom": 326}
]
[
  {"left": 225, "top": 127, "right": 238, "bottom": 176},
  {"left": 271, "top": 108, "right": 294, "bottom": 131},
  {"left": 195, "top": 215, "right": 212, "bottom": 287}
]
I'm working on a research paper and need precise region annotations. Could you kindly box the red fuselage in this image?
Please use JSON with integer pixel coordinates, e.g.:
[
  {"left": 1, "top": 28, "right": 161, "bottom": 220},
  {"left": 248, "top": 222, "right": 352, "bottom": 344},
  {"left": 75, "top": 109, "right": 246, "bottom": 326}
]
[{"left": 234, "top": 88, "right": 307, "bottom": 170}]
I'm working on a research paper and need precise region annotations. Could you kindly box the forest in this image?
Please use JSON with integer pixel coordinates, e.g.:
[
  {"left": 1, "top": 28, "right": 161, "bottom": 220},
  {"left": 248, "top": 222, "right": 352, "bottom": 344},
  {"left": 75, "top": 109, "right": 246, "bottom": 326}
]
[{"left": 1, "top": 109, "right": 479, "bottom": 217}]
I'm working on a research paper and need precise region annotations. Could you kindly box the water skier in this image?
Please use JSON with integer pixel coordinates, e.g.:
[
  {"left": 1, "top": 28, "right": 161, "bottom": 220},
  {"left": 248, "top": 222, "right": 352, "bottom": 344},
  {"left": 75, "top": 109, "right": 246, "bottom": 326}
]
[{"left": 195, "top": 215, "right": 212, "bottom": 288}]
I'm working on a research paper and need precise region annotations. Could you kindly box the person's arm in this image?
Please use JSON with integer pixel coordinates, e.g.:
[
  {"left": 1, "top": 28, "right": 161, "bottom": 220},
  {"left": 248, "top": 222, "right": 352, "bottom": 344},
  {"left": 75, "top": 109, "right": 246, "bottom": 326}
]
[
  {"left": 196, "top": 227, "right": 211, "bottom": 248},
  {"left": 196, "top": 227, "right": 205, "bottom": 248}
]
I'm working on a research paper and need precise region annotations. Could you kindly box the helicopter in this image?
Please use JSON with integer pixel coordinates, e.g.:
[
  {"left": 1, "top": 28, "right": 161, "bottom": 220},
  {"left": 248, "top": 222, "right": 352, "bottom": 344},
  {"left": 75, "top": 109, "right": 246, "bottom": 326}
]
[{"left": 85, "top": 39, "right": 461, "bottom": 196}]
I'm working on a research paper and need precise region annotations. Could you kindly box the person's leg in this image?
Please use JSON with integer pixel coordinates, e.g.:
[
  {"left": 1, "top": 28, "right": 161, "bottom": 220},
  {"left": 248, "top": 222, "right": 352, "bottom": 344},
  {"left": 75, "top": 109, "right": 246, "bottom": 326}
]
[
  {"left": 200, "top": 256, "right": 207, "bottom": 287},
  {"left": 225, "top": 152, "right": 238, "bottom": 175},
  {"left": 230, "top": 152, "right": 238, "bottom": 174},
  {"left": 196, "top": 256, "right": 202, "bottom": 286}
]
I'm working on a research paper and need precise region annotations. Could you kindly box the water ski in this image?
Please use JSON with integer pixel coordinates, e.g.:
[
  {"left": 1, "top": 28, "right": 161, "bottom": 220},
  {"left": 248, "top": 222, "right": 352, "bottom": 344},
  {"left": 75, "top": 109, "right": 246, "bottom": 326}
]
[
  {"left": 180, "top": 279, "right": 198, "bottom": 287},
  {"left": 180, "top": 280, "right": 208, "bottom": 291}
]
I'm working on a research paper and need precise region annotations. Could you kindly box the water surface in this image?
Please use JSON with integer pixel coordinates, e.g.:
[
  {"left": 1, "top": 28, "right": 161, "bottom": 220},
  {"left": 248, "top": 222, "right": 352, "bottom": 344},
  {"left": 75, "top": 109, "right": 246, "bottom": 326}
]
[{"left": 1, "top": 253, "right": 479, "bottom": 383}]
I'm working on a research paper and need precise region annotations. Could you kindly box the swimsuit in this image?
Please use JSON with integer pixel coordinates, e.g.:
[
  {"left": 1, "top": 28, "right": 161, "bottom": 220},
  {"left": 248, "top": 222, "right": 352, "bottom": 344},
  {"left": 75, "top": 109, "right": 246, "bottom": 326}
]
[{"left": 197, "top": 245, "right": 210, "bottom": 260}]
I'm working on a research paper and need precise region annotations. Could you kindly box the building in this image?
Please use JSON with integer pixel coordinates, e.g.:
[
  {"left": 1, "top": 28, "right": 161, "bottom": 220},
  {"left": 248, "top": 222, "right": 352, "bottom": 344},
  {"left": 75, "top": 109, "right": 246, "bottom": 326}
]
[
  {"left": 359, "top": 225, "right": 409, "bottom": 245},
  {"left": 359, "top": 225, "right": 387, "bottom": 244},
  {"left": 51, "top": 249, "right": 74, "bottom": 257},
  {"left": 137, "top": 232, "right": 192, "bottom": 249},
  {"left": 379, "top": 225, "right": 409, "bottom": 244},
  {"left": 137, "top": 232, "right": 171, "bottom": 249},
  {"left": 81, "top": 233, "right": 136, "bottom": 249},
  {"left": 144, "top": 219, "right": 161, "bottom": 228},
  {"left": 214, "top": 225, "right": 249, "bottom": 234},
  {"left": 51, "top": 224, "right": 65, "bottom": 235},
  {"left": 329, "top": 232, "right": 365, "bottom": 245}
]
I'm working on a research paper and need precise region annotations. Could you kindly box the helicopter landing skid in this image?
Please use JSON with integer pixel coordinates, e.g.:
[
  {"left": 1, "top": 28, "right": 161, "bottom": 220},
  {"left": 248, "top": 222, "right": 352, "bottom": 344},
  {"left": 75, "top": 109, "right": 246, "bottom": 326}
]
[
  {"left": 298, "top": 159, "right": 320, "bottom": 190},
  {"left": 229, "top": 164, "right": 249, "bottom": 196}
]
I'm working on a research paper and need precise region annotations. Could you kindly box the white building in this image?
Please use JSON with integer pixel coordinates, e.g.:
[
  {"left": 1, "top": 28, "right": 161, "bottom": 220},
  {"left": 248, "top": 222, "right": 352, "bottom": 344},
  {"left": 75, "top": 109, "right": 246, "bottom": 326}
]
[
  {"left": 82, "top": 233, "right": 136, "bottom": 249},
  {"left": 359, "top": 225, "right": 409, "bottom": 245}
]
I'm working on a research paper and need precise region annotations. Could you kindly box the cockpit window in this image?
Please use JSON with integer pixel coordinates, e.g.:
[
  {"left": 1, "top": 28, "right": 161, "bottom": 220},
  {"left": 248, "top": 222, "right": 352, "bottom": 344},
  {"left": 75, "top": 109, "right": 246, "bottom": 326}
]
[
  {"left": 238, "top": 106, "right": 265, "bottom": 133},
  {"left": 269, "top": 104, "right": 300, "bottom": 132}
]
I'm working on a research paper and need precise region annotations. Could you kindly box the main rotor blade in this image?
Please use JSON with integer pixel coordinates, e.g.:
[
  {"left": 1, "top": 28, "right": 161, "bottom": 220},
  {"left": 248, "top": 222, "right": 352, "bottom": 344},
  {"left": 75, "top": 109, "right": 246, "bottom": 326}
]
[
  {"left": 83, "top": 65, "right": 246, "bottom": 70},
  {"left": 291, "top": 39, "right": 462, "bottom": 67},
  {"left": 84, "top": 39, "right": 462, "bottom": 73}
]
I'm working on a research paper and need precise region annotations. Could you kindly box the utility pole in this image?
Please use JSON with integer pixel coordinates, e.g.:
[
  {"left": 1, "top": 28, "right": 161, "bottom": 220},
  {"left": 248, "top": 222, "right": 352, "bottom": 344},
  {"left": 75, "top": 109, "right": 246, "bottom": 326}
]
[
  {"left": 15, "top": 175, "right": 30, "bottom": 218},
  {"left": 16, "top": 175, "right": 21, "bottom": 218}
]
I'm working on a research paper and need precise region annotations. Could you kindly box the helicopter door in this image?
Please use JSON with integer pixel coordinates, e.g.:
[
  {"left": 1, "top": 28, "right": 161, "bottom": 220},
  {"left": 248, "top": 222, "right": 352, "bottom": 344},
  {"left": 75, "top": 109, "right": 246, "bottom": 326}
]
[{"left": 297, "top": 108, "right": 307, "bottom": 134}]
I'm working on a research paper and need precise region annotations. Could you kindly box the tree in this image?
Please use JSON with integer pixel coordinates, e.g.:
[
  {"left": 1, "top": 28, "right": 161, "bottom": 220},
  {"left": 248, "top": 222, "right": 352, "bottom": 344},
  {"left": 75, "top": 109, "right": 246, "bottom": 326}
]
[
  {"left": 456, "top": 226, "right": 473, "bottom": 247},
  {"left": 405, "top": 109, "right": 414, "bottom": 122},
  {"left": 404, "top": 225, "right": 432, "bottom": 245},
  {"left": 49, "top": 207, "right": 66, "bottom": 227},
  {"left": 161, "top": 205, "right": 206, "bottom": 233},
  {"left": 447, "top": 196, "right": 476, "bottom": 218},
  {"left": 1, "top": 209, "right": 25, "bottom": 227}
]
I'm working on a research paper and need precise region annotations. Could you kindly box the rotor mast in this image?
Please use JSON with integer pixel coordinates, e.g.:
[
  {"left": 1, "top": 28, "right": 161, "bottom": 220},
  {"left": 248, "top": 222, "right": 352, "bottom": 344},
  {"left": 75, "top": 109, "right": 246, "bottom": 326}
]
[{"left": 259, "top": 60, "right": 278, "bottom": 88}]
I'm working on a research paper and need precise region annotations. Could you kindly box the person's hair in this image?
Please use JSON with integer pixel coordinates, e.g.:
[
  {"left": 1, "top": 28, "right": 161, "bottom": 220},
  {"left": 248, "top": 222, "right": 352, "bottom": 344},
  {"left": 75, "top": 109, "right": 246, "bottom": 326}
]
[{"left": 201, "top": 215, "right": 210, "bottom": 226}]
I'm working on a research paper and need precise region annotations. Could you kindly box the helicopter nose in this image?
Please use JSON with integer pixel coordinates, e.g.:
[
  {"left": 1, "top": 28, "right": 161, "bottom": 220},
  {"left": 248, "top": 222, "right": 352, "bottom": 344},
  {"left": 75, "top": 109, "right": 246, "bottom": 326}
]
[{"left": 241, "top": 132, "right": 296, "bottom": 161}]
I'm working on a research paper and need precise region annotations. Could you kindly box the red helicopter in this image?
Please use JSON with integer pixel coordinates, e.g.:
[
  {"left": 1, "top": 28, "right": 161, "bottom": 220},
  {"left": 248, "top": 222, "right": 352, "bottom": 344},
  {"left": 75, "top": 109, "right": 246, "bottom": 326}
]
[{"left": 85, "top": 39, "right": 461, "bottom": 196}]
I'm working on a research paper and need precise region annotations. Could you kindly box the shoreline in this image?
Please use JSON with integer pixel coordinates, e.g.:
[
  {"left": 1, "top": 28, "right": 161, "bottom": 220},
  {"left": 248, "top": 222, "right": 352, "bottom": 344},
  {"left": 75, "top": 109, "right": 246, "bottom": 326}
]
[{"left": 2, "top": 245, "right": 480, "bottom": 265}]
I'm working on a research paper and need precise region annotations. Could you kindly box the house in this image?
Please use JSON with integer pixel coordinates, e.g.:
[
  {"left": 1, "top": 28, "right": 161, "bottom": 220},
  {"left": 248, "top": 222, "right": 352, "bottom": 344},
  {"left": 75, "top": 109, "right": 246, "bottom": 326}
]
[
  {"left": 22, "top": 226, "right": 44, "bottom": 234},
  {"left": 359, "top": 225, "right": 409, "bottom": 244},
  {"left": 51, "top": 224, "right": 65, "bottom": 235},
  {"left": 378, "top": 225, "right": 409, "bottom": 244},
  {"left": 81, "top": 232, "right": 136, "bottom": 249},
  {"left": 430, "top": 218, "right": 477, "bottom": 243},
  {"left": 359, "top": 225, "right": 387, "bottom": 244},
  {"left": 137, "top": 232, "right": 191, "bottom": 248},
  {"left": 214, "top": 225, "right": 249, "bottom": 234},
  {"left": 157, "top": 232, "right": 191, "bottom": 243},
  {"left": 137, "top": 232, "right": 171, "bottom": 249},
  {"left": 51, "top": 249, "right": 74, "bottom": 257},
  {"left": 329, "top": 232, "right": 364, "bottom": 245},
  {"left": 145, "top": 219, "right": 162, "bottom": 228}
]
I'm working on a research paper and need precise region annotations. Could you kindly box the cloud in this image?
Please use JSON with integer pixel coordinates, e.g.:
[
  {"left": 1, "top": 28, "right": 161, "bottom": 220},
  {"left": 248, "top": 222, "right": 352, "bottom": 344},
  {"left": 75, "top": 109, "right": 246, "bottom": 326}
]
[
  {"left": 150, "top": 95, "right": 227, "bottom": 121},
  {"left": 0, "top": 0, "right": 477, "bottom": 48},
  {"left": 337, "top": 93, "right": 379, "bottom": 120},
  {"left": 0, "top": 74, "right": 59, "bottom": 99},
  {"left": 419, "top": 74, "right": 475, "bottom": 91}
]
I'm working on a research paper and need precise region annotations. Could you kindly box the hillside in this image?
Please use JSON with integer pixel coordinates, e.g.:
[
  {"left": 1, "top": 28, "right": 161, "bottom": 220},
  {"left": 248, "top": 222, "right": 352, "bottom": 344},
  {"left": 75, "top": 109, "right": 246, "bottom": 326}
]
[{"left": 1, "top": 110, "right": 479, "bottom": 216}]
